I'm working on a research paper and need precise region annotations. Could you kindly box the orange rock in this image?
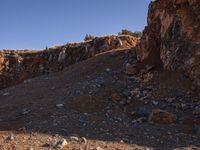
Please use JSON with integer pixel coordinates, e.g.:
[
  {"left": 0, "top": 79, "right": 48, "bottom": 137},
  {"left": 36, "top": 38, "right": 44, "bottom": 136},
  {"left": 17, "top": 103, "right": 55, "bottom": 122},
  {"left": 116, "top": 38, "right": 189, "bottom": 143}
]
[
  {"left": 111, "top": 93, "right": 121, "bottom": 101},
  {"left": 149, "top": 109, "right": 176, "bottom": 124},
  {"left": 126, "top": 63, "right": 138, "bottom": 75}
]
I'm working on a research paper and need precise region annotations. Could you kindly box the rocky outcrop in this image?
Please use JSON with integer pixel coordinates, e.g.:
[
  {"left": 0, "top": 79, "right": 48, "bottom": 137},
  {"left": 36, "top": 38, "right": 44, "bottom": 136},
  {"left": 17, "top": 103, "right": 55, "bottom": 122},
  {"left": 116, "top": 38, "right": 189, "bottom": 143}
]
[
  {"left": 137, "top": 0, "right": 200, "bottom": 87},
  {"left": 0, "top": 35, "right": 139, "bottom": 90}
]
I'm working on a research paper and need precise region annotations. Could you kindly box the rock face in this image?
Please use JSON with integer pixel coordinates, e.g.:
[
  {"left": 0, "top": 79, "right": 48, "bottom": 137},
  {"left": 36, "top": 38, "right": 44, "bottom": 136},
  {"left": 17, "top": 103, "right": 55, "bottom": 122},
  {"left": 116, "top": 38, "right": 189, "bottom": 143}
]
[
  {"left": 0, "top": 35, "right": 139, "bottom": 90},
  {"left": 137, "top": 0, "right": 200, "bottom": 86}
]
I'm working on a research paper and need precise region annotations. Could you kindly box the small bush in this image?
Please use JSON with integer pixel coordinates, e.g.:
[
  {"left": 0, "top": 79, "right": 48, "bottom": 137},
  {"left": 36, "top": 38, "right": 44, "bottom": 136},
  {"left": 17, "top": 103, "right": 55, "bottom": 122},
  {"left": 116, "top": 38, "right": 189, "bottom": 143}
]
[
  {"left": 118, "top": 29, "right": 142, "bottom": 38},
  {"left": 84, "top": 34, "right": 95, "bottom": 41}
]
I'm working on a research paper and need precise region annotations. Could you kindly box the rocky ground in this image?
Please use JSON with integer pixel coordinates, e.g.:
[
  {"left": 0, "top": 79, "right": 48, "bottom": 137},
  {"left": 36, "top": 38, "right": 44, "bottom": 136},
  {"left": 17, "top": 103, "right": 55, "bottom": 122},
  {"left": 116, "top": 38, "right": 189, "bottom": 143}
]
[{"left": 0, "top": 48, "right": 199, "bottom": 150}]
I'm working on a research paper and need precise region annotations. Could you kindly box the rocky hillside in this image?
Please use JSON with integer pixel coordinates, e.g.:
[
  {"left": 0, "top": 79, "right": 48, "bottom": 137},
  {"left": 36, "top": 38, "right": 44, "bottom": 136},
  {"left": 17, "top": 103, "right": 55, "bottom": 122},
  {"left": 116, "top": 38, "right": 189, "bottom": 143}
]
[
  {"left": 137, "top": 0, "right": 200, "bottom": 88},
  {"left": 0, "top": 35, "right": 139, "bottom": 90},
  {"left": 0, "top": 0, "right": 200, "bottom": 149}
]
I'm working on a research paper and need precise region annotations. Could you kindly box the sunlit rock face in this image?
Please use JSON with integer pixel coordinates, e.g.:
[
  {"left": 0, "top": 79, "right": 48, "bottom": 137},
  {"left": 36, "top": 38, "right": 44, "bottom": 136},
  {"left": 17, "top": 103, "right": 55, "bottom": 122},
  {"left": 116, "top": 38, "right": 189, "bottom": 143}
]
[
  {"left": 0, "top": 35, "right": 139, "bottom": 90},
  {"left": 137, "top": 0, "right": 200, "bottom": 86}
]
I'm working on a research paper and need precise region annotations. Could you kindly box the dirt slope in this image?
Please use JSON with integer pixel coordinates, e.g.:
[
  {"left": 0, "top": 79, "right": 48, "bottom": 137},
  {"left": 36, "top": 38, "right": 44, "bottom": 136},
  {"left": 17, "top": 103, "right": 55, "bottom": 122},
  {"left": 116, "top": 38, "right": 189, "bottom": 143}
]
[{"left": 0, "top": 48, "right": 199, "bottom": 150}]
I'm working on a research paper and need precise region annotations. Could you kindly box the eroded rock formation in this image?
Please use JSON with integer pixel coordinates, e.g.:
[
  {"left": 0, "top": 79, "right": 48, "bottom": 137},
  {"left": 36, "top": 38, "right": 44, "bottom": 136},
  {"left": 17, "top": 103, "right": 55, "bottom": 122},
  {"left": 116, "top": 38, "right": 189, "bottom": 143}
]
[
  {"left": 137, "top": 0, "right": 200, "bottom": 86},
  {"left": 0, "top": 35, "right": 139, "bottom": 90}
]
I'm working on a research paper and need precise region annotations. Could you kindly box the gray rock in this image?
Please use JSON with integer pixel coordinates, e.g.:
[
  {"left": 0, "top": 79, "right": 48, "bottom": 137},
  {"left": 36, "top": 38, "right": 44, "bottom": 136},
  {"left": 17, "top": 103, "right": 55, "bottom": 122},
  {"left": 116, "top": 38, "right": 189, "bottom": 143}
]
[
  {"left": 194, "top": 125, "right": 200, "bottom": 134},
  {"left": 6, "top": 134, "right": 14, "bottom": 141},
  {"left": 193, "top": 106, "right": 200, "bottom": 115},
  {"left": 106, "top": 68, "right": 111, "bottom": 72},
  {"left": 122, "top": 89, "right": 131, "bottom": 97},
  {"left": 135, "top": 107, "right": 150, "bottom": 118},
  {"left": 3, "top": 92, "right": 9, "bottom": 96},
  {"left": 50, "top": 138, "right": 68, "bottom": 149},
  {"left": 70, "top": 136, "right": 79, "bottom": 141},
  {"left": 56, "top": 104, "right": 64, "bottom": 108},
  {"left": 21, "top": 109, "right": 31, "bottom": 115}
]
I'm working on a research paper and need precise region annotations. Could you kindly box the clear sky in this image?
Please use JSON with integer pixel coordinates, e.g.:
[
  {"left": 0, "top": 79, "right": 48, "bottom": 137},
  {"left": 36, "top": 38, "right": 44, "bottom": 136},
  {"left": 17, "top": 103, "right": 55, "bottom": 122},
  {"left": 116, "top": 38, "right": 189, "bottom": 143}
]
[{"left": 0, "top": 0, "right": 151, "bottom": 50}]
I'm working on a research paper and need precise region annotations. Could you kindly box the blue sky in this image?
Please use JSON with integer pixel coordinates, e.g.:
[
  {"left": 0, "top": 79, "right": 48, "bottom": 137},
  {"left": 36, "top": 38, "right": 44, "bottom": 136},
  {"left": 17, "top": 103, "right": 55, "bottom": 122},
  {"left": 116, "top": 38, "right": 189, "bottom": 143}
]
[{"left": 0, "top": 0, "right": 151, "bottom": 50}]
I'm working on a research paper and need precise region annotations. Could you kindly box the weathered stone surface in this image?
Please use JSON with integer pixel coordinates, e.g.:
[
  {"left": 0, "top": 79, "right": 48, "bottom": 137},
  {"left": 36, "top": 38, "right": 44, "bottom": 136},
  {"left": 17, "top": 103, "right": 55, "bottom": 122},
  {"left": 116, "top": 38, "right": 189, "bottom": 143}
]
[
  {"left": 111, "top": 93, "right": 121, "bottom": 101},
  {"left": 49, "top": 138, "right": 68, "bottom": 149},
  {"left": 0, "top": 35, "right": 139, "bottom": 90},
  {"left": 149, "top": 109, "right": 176, "bottom": 124},
  {"left": 125, "top": 63, "right": 138, "bottom": 75},
  {"left": 136, "top": 0, "right": 200, "bottom": 87}
]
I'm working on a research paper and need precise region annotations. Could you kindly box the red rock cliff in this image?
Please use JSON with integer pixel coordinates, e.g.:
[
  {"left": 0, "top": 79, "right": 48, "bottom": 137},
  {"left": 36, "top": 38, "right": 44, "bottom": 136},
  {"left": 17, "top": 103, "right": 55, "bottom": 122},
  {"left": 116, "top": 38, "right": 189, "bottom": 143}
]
[{"left": 137, "top": 0, "right": 200, "bottom": 86}]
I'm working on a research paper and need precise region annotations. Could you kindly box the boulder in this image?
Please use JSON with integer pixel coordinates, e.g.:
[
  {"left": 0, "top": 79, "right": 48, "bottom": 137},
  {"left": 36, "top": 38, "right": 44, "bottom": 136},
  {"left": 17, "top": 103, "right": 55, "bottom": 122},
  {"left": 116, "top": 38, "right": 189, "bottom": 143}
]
[{"left": 149, "top": 109, "right": 176, "bottom": 124}]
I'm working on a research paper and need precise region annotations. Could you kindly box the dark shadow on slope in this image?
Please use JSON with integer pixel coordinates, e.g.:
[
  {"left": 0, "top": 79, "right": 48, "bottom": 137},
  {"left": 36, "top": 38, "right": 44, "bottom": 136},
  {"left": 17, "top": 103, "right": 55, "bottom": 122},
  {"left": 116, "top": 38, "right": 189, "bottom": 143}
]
[{"left": 0, "top": 50, "right": 199, "bottom": 150}]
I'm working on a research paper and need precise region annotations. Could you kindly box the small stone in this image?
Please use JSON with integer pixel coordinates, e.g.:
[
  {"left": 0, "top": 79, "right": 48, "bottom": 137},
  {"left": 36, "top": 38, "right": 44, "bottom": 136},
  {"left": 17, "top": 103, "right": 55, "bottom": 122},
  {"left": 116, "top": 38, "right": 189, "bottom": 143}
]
[
  {"left": 149, "top": 109, "right": 176, "bottom": 124},
  {"left": 166, "top": 97, "right": 175, "bottom": 103},
  {"left": 127, "top": 99, "right": 131, "bottom": 104},
  {"left": 22, "top": 109, "right": 31, "bottom": 115},
  {"left": 96, "top": 147, "right": 103, "bottom": 150},
  {"left": 70, "top": 136, "right": 79, "bottom": 141},
  {"left": 119, "top": 100, "right": 126, "bottom": 105},
  {"left": 193, "top": 106, "right": 200, "bottom": 115},
  {"left": 3, "top": 92, "right": 9, "bottom": 96},
  {"left": 56, "top": 104, "right": 64, "bottom": 108},
  {"left": 126, "top": 63, "right": 138, "bottom": 75},
  {"left": 152, "top": 101, "right": 158, "bottom": 105},
  {"left": 50, "top": 139, "right": 68, "bottom": 149},
  {"left": 81, "top": 137, "right": 87, "bottom": 144},
  {"left": 135, "top": 107, "right": 150, "bottom": 118},
  {"left": 111, "top": 93, "right": 121, "bottom": 101},
  {"left": 131, "top": 88, "right": 140, "bottom": 96},
  {"left": 143, "top": 72, "right": 154, "bottom": 82},
  {"left": 132, "top": 117, "right": 147, "bottom": 124},
  {"left": 6, "top": 134, "right": 14, "bottom": 141},
  {"left": 145, "top": 65, "right": 154, "bottom": 72},
  {"left": 194, "top": 125, "right": 200, "bottom": 134},
  {"left": 106, "top": 68, "right": 111, "bottom": 72},
  {"left": 122, "top": 89, "right": 131, "bottom": 97}
]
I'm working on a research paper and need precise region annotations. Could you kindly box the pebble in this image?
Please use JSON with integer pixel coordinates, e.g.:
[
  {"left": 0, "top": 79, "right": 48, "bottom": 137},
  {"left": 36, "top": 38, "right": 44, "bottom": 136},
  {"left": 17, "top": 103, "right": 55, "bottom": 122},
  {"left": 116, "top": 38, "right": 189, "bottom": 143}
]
[
  {"left": 193, "top": 106, "right": 200, "bottom": 115},
  {"left": 50, "top": 138, "right": 68, "bottom": 149},
  {"left": 149, "top": 109, "right": 176, "bottom": 124},
  {"left": 126, "top": 63, "right": 138, "bottom": 75},
  {"left": 6, "top": 134, "right": 14, "bottom": 141},
  {"left": 56, "top": 104, "right": 64, "bottom": 108},
  {"left": 106, "top": 68, "right": 111, "bottom": 72},
  {"left": 132, "top": 117, "right": 147, "bottom": 124},
  {"left": 96, "top": 146, "right": 103, "bottom": 150},
  {"left": 3, "top": 92, "right": 9, "bottom": 96},
  {"left": 70, "top": 136, "right": 79, "bottom": 141},
  {"left": 152, "top": 101, "right": 158, "bottom": 105},
  {"left": 135, "top": 107, "right": 150, "bottom": 118},
  {"left": 21, "top": 109, "right": 31, "bottom": 115},
  {"left": 111, "top": 93, "right": 121, "bottom": 101},
  {"left": 194, "top": 125, "right": 200, "bottom": 134},
  {"left": 122, "top": 89, "right": 131, "bottom": 97},
  {"left": 24, "top": 79, "right": 32, "bottom": 84},
  {"left": 81, "top": 137, "right": 87, "bottom": 143}
]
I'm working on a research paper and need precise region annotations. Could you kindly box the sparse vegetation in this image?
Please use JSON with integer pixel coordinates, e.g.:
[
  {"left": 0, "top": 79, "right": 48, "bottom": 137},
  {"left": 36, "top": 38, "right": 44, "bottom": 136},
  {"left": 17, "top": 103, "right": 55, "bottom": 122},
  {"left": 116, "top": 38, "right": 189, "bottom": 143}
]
[
  {"left": 84, "top": 34, "right": 95, "bottom": 41},
  {"left": 118, "top": 29, "right": 143, "bottom": 38}
]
